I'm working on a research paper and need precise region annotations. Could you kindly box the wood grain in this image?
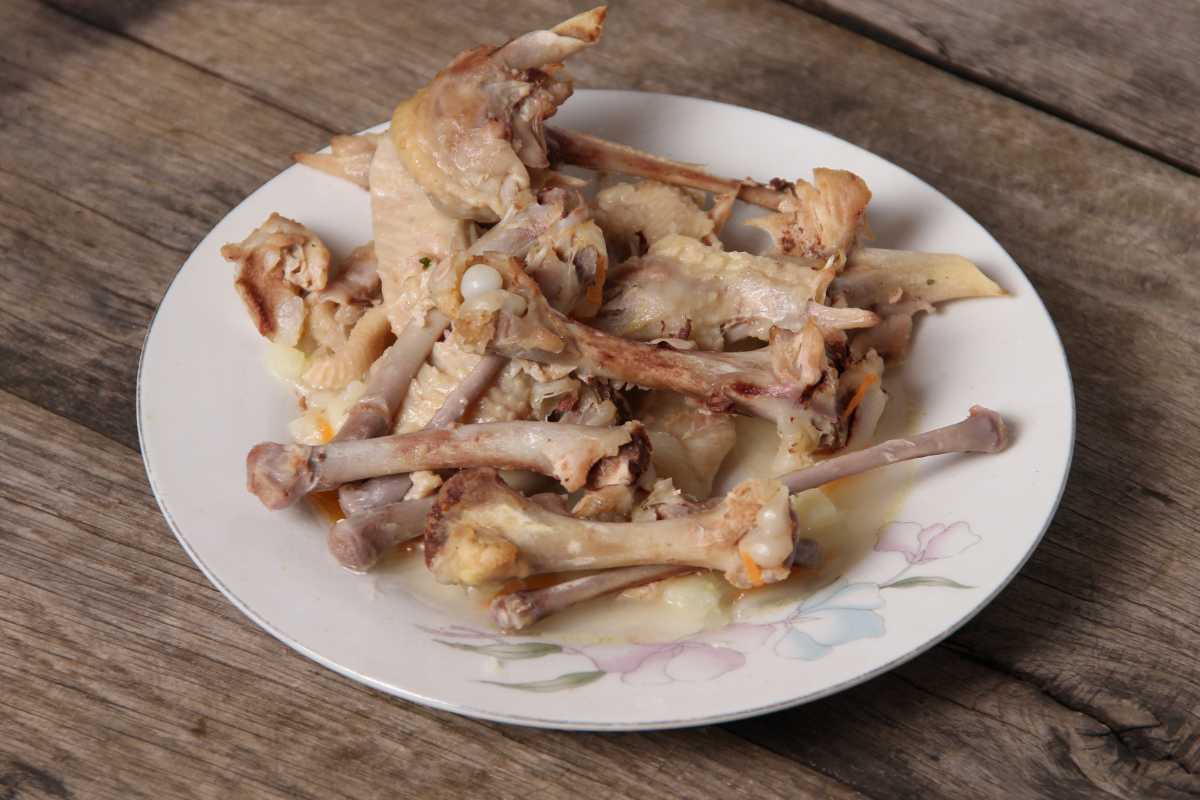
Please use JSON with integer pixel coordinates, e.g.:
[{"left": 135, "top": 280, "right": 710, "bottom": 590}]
[
  {"left": 0, "top": 389, "right": 864, "bottom": 798},
  {"left": 787, "top": 0, "right": 1200, "bottom": 175},
  {"left": 0, "top": 1, "right": 329, "bottom": 448},
  {"left": 2, "top": 0, "right": 1199, "bottom": 797}
]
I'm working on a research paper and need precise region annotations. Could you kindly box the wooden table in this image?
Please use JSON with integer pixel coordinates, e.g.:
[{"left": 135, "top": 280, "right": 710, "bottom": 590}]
[{"left": 3, "top": 1, "right": 1198, "bottom": 797}]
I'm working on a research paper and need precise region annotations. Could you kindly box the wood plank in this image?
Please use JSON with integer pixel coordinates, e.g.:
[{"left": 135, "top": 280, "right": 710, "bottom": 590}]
[
  {"left": 2, "top": 0, "right": 1199, "bottom": 795},
  {"left": 0, "top": 0, "right": 330, "bottom": 448},
  {"left": 0, "top": 388, "right": 864, "bottom": 800},
  {"left": 732, "top": 645, "right": 1198, "bottom": 799},
  {"left": 4, "top": 383, "right": 1189, "bottom": 798},
  {"left": 787, "top": 0, "right": 1200, "bottom": 174}
]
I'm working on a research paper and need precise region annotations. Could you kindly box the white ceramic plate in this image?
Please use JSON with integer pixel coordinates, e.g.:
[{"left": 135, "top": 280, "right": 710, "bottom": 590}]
[{"left": 139, "top": 90, "right": 1073, "bottom": 730}]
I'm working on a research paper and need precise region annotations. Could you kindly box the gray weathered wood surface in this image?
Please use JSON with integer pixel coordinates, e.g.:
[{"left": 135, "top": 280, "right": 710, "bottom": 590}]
[
  {"left": 788, "top": 0, "right": 1200, "bottom": 174},
  {"left": 2, "top": 1, "right": 1198, "bottom": 797}
]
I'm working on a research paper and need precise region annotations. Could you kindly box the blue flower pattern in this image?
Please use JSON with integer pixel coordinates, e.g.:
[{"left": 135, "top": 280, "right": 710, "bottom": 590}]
[
  {"left": 774, "top": 580, "right": 885, "bottom": 660},
  {"left": 429, "top": 520, "right": 980, "bottom": 689}
]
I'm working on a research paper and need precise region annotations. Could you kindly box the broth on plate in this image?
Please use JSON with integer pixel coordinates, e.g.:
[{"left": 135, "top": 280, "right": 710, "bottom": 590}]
[{"left": 366, "top": 377, "right": 915, "bottom": 645}]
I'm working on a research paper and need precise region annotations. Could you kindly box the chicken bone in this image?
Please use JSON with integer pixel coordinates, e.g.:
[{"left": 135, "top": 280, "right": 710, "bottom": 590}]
[
  {"left": 247, "top": 420, "right": 651, "bottom": 510},
  {"left": 426, "top": 407, "right": 1008, "bottom": 588}
]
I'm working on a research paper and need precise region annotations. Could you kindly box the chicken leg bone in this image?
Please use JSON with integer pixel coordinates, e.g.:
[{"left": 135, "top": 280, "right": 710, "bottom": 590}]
[
  {"left": 334, "top": 310, "right": 449, "bottom": 442},
  {"left": 491, "top": 566, "right": 693, "bottom": 631},
  {"left": 490, "top": 529, "right": 827, "bottom": 632},
  {"left": 426, "top": 407, "right": 1008, "bottom": 588},
  {"left": 337, "top": 353, "right": 509, "bottom": 514},
  {"left": 248, "top": 420, "right": 650, "bottom": 510},
  {"left": 327, "top": 496, "right": 436, "bottom": 572},
  {"left": 426, "top": 469, "right": 793, "bottom": 588},
  {"left": 780, "top": 405, "right": 1007, "bottom": 493}
]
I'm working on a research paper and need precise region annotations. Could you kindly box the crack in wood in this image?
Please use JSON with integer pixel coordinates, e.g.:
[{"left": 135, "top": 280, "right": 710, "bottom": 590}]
[
  {"left": 943, "top": 642, "right": 1198, "bottom": 782},
  {"left": 0, "top": 758, "right": 72, "bottom": 800}
]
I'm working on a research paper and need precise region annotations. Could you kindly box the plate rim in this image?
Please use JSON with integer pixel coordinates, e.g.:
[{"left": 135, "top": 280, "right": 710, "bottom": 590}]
[{"left": 137, "top": 88, "right": 1076, "bottom": 730}]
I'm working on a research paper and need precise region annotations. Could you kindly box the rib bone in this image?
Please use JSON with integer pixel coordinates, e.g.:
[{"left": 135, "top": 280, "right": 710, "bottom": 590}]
[
  {"left": 247, "top": 420, "right": 650, "bottom": 509},
  {"left": 426, "top": 408, "right": 1008, "bottom": 588},
  {"left": 293, "top": 133, "right": 380, "bottom": 190},
  {"left": 428, "top": 354, "right": 509, "bottom": 428},
  {"left": 547, "top": 127, "right": 787, "bottom": 210}
]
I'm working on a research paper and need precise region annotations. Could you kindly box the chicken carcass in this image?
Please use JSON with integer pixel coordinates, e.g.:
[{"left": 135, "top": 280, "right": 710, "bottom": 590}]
[{"left": 446, "top": 255, "right": 850, "bottom": 467}]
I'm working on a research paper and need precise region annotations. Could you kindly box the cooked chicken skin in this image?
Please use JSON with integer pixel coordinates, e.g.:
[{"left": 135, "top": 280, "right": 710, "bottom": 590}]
[
  {"left": 592, "top": 180, "right": 714, "bottom": 259},
  {"left": 390, "top": 7, "right": 607, "bottom": 223},
  {"left": 747, "top": 168, "right": 871, "bottom": 264},
  {"left": 221, "top": 213, "right": 332, "bottom": 346},
  {"left": 370, "top": 135, "right": 474, "bottom": 336},
  {"left": 597, "top": 234, "right": 842, "bottom": 350}
]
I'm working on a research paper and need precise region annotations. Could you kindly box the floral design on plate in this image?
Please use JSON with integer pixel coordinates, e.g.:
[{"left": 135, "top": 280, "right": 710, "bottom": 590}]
[{"left": 427, "top": 520, "right": 981, "bottom": 690}]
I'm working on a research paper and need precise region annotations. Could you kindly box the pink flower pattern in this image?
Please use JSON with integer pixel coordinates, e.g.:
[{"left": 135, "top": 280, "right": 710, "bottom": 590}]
[
  {"left": 875, "top": 521, "right": 980, "bottom": 564},
  {"left": 428, "top": 520, "right": 981, "bottom": 690}
]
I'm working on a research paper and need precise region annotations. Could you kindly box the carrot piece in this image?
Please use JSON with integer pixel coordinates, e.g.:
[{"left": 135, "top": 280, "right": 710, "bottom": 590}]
[
  {"left": 841, "top": 372, "right": 879, "bottom": 421},
  {"left": 739, "top": 549, "right": 764, "bottom": 587}
]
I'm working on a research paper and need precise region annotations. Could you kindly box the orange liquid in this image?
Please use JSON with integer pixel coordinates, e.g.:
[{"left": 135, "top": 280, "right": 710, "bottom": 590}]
[{"left": 307, "top": 490, "right": 346, "bottom": 524}]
